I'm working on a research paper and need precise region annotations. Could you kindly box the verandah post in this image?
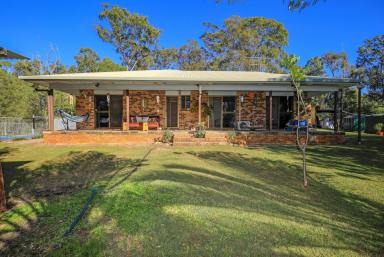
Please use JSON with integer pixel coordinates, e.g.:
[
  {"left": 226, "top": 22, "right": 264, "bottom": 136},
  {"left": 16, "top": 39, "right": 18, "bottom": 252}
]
[
  {"left": 198, "top": 84, "right": 202, "bottom": 124},
  {"left": 333, "top": 91, "right": 339, "bottom": 133},
  {"left": 357, "top": 86, "right": 362, "bottom": 144},
  {"left": 339, "top": 88, "right": 343, "bottom": 131},
  {"left": 125, "top": 90, "right": 130, "bottom": 131},
  {"left": 269, "top": 91, "right": 272, "bottom": 131},
  {"left": 47, "top": 89, "right": 54, "bottom": 131}
]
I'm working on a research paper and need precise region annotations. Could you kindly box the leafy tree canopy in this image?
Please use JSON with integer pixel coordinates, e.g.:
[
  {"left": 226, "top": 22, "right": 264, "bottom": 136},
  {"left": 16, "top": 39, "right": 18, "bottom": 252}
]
[
  {"left": 177, "top": 40, "right": 209, "bottom": 71},
  {"left": 304, "top": 56, "right": 324, "bottom": 76},
  {"left": 75, "top": 48, "right": 100, "bottom": 73},
  {"left": 321, "top": 52, "right": 349, "bottom": 77},
  {"left": 356, "top": 35, "right": 384, "bottom": 101},
  {"left": 96, "top": 4, "right": 161, "bottom": 70},
  {"left": 151, "top": 48, "right": 178, "bottom": 70},
  {"left": 201, "top": 16, "right": 288, "bottom": 72}
]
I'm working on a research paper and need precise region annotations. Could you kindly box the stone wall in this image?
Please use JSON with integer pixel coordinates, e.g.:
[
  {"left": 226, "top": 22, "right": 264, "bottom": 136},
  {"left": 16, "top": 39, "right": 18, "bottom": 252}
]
[
  {"left": 76, "top": 89, "right": 95, "bottom": 129},
  {"left": 236, "top": 91, "right": 266, "bottom": 129}
]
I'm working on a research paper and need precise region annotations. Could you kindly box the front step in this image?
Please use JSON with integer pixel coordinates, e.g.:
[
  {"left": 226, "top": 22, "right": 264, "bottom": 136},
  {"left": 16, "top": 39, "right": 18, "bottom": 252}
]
[{"left": 173, "top": 131, "right": 229, "bottom": 145}]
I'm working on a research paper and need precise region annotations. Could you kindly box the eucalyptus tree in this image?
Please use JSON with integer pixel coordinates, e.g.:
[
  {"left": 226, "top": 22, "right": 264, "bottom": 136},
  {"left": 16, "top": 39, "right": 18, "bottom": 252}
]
[
  {"left": 177, "top": 40, "right": 209, "bottom": 70},
  {"left": 75, "top": 48, "right": 100, "bottom": 73},
  {"left": 304, "top": 57, "right": 324, "bottom": 76},
  {"left": 201, "top": 16, "right": 288, "bottom": 72},
  {"left": 356, "top": 35, "right": 384, "bottom": 101},
  {"left": 96, "top": 4, "right": 161, "bottom": 70},
  {"left": 321, "top": 52, "right": 349, "bottom": 77},
  {"left": 151, "top": 47, "right": 178, "bottom": 69}
]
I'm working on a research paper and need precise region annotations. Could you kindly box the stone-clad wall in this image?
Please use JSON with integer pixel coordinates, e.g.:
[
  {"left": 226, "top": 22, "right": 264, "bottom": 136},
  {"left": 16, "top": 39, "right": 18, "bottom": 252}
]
[
  {"left": 236, "top": 91, "right": 266, "bottom": 129},
  {"left": 76, "top": 89, "right": 95, "bottom": 129},
  {"left": 127, "top": 90, "right": 166, "bottom": 128}
]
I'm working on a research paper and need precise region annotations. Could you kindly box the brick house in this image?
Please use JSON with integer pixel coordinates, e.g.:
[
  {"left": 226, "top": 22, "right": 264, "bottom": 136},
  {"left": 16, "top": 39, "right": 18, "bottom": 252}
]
[{"left": 20, "top": 70, "right": 356, "bottom": 144}]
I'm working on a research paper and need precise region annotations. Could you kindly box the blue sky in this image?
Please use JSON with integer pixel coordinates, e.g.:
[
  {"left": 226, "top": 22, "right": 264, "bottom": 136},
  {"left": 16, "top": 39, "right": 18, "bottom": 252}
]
[{"left": 1, "top": 0, "right": 383, "bottom": 67}]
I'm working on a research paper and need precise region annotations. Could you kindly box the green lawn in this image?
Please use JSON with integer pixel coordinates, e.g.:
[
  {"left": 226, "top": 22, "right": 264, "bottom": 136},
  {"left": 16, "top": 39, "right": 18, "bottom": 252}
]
[{"left": 0, "top": 133, "right": 383, "bottom": 257}]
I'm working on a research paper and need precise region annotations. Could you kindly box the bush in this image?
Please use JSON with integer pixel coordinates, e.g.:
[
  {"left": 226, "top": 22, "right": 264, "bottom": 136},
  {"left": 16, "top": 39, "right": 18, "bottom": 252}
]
[
  {"left": 194, "top": 123, "right": 206, "bottom": 138},
  {"left": 162, "top": 130, "right": 173, "bottom": 143},
  {"left": 374, "top": 123, "right": 383, "bottom": 132},
  {"left": 227, "top": 131, "right": 237, "bottom": 144}
]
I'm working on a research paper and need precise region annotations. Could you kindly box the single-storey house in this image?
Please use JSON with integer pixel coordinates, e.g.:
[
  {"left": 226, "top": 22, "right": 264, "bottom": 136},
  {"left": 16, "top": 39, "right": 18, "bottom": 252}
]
[{"left": 20, "top": 70, "right": 357, "bottom": 145}]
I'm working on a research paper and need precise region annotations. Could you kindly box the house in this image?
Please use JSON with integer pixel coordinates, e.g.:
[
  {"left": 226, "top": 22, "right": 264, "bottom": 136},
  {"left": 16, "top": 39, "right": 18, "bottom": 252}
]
[{"left": 20, "top": 70, "right": 357, "bottom": 145}]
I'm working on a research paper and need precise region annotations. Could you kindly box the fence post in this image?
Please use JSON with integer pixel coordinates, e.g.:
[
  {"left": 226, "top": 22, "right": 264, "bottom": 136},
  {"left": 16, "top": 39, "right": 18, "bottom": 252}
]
[{"left": 32, "top": 115, "right": 36, "bottom": 137}]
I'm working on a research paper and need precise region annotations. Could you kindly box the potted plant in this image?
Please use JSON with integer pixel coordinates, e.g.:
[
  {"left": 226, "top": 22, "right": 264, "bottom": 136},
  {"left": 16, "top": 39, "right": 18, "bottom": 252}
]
[{"left": 374, "top": 123, "right": 384, "bottom": 136}]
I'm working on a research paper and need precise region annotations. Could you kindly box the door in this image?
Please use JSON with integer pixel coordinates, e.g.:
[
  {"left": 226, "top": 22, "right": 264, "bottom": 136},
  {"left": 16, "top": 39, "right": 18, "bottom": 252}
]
[
  {"left": 167, "top": 97, "right": 178, "bottom": 128},
  {"left": 95, "top": 95, "right": 109, "bottom": 128},
  {"left": 109, "top": 95, "right": 123, "bottom": 128},
  {"left": 209, "top": 97, "right": 222, "bottom": 128}
]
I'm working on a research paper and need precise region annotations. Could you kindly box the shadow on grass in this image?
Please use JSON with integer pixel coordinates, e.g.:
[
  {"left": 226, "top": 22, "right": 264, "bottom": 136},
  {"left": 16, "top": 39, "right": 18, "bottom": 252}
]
[
  {"left": 0, "top": 149, "right": 147, "bottom": 256},
  {"left": 81, "top": 148, "right": 383, "bottom": 256}
]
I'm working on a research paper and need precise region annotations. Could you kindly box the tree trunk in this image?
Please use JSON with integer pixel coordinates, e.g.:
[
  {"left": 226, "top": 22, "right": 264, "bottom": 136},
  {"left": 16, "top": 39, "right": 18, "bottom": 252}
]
[
  {"left": 302, "top": 150, "right": 308, "bottom": 187},
  {"left": 0, "top": 162, "right": 6, "bottom": 212}
]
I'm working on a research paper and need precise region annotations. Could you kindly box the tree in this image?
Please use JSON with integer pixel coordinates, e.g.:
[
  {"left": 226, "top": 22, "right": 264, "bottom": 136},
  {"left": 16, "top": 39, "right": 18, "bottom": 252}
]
[
  {"left": 0, "top": 70, "right": 44, "bottom": 117},
  {"left": 304, "top": 57, "right": 324, "bottom": 76},
  {"left": 201, "top": 16, "right": 288, "bottom": 72},
  {"left": 356, "top": 35, "right": 384, "bottom": 101},
  {"left": 98, "top": 57, "right": 126, "bottom": 72},
  {"left": 96, "top": 4, "right": 161, "bottom": 70},
  {"left": 214, "top": 0, "right": 324, "bottom": 11},
  {"left": 283, "top": 54, "right": 309, "bottom": 187},
  {"left": 287, "top": 0, "right": 322, "bottom": 11},
  {"left": 321, "top": 52, "right": 349, "bottom": 77},
  {"left": 13, "top": 59, "right": 42, "bottom": 76},
  {"left": 75, "top": 48, "right": 100, "bottom": 73},
  {"left": 151, "top": 48, "right": 178, "bottom": 69},
  {"left": 177, "top": 40, "right": 208, "bottom": 70}
]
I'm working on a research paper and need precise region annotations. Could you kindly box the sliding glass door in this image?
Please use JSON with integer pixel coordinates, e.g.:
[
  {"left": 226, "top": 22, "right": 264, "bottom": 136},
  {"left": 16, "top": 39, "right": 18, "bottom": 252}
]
[{"left": 209, "top": 96, "right": 236, "bottom": 129}]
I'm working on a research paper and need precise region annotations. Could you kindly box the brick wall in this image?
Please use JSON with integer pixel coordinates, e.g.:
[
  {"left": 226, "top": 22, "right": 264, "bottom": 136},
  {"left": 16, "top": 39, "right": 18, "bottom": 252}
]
[
  {"left": 76, "top": 89, "right": 95, "bottom": 129},
  {"left": 127, "top": 90, "right": 166, "bottom": 128},
  {"left": 178, "top": 90, "right": 208, "bottom": 129},
  {"left": 236, "top": 91, "right": 266, "bottom": 129}
]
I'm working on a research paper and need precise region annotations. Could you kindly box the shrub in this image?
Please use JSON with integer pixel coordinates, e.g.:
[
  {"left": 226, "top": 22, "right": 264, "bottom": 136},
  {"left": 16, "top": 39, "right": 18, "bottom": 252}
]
[
  {"left": 227, "top": 131, "right": 237, "bottom": 144},
  {"left": 194, "top": 123, "right": 206, "bottom": 138},
  {"left": 162, "top": 130, "right": 173, "bottom": 143},
  {"left": 374, "top": 123, "right": 383, "bottom": 132}
]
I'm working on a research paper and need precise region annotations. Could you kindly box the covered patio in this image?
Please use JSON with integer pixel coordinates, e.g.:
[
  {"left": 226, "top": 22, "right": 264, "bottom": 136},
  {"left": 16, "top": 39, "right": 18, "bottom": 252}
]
[{"left": 20, "top": 70, "right": 357, "bottom": 145}]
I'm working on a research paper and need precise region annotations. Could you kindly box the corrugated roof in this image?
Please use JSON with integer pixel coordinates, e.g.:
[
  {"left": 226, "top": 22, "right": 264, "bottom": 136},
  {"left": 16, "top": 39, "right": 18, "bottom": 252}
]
[{"left": 19, "top": 70, "right": 357, "bottom": 84}]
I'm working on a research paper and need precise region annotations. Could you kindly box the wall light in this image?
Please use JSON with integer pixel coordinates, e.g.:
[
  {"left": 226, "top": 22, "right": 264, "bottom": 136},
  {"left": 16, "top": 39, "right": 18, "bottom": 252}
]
[{"left": 156, "top": 95, "right": 160, "bottom": 104}]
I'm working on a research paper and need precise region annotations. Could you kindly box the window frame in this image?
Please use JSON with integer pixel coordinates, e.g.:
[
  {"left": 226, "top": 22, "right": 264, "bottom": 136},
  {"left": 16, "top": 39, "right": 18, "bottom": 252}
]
[{"left": 181, "top": 95, "right": 191, "bottom": 111}]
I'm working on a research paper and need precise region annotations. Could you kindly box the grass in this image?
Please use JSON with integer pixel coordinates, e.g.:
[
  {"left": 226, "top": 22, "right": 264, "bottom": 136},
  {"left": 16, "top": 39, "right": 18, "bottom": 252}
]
[{"left": 0, "top": 133, "right": 383, "bottom": 257}]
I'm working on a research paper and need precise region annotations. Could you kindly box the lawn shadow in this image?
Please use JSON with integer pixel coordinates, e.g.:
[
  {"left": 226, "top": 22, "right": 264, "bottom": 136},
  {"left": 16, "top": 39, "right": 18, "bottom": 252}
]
[{"left": 124, "top": 149, "right": 384, "bottom": 256}]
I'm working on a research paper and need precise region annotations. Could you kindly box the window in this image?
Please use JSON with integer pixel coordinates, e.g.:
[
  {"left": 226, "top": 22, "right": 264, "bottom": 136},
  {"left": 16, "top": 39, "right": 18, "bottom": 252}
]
[{"left": 181, "top": 95, "right": 191, "bottom": 110}]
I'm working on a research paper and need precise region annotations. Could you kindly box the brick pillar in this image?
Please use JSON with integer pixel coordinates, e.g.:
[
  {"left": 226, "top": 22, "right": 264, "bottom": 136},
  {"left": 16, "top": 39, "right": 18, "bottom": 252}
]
[
  {"left": 123, "top": 90, "right": 130, "bottom": 130},
  {"left": 76, "top": 89, "right": 95, "bottom": 129}
]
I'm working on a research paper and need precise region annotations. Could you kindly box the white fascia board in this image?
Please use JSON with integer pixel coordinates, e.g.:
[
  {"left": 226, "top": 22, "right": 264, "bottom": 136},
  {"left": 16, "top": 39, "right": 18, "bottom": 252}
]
[{"left": 50, "top": 82, "right": 341, "bottom": 93}]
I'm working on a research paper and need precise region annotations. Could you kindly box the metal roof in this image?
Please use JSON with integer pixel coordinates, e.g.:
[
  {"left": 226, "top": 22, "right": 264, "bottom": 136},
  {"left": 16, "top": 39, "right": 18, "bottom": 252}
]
[
  {"left": 0, "top": 47, "right": 29, "bottom": 60},
  {"left": 19, "top": 70, "right": 357, "bottom": 85}
]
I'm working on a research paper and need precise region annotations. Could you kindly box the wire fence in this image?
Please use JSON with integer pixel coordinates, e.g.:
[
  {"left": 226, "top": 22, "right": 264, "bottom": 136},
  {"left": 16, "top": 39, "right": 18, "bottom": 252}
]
[{"left": 0, "top": 116, "right": 47, "bottom": 140}]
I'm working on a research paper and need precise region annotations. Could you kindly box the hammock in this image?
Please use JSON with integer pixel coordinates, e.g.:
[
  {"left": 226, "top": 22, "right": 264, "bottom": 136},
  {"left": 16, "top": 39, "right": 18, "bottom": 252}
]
[{"left": 56, "top": 109, "right": 89, "bottom": 130}]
